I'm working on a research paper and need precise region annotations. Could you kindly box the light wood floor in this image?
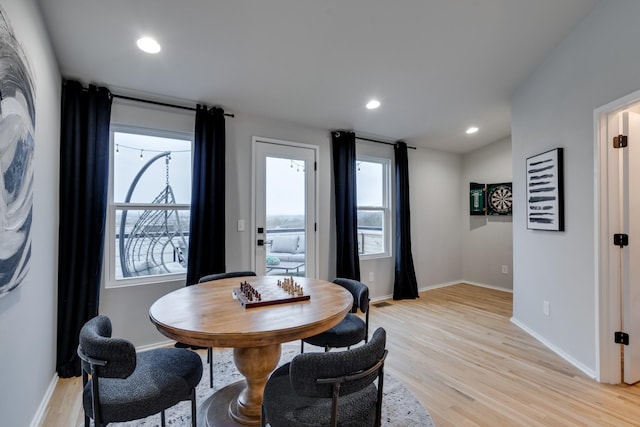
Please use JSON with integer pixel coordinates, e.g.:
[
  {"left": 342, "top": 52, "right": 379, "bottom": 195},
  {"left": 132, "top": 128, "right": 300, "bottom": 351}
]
[{"left": 42, "top": 284, "right": 640, "bottom": 426}]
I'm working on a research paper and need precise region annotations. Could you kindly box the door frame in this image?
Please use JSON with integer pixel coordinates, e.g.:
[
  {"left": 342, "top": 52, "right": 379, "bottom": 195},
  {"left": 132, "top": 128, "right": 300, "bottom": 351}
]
[
  {"left": 595, "top": 88, "right": 640, "bottom": 383},
  {"left": 250, "top": 136, "right": 319, "bottom": 278}
]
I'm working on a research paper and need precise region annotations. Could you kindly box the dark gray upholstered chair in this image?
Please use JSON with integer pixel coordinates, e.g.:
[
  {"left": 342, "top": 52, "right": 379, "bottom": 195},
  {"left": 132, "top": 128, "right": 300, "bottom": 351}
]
[
  {"left": 77, "top": 315, "right": 202, "bottom": 427},
  {"left": 302, "top": 277, "right": 370, "bottom": 352},
  {"left": 262, "top": 327, "right": 388, "bottom": 427},
  {"left": 198, "top": 270, "right": 257, "bottom": 387}
]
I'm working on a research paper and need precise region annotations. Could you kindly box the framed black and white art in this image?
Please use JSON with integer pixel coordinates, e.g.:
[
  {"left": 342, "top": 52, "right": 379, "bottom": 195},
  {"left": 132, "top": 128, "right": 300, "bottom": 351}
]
[{"left": 526, "top": 148, "right": 564, "bottom": 231}]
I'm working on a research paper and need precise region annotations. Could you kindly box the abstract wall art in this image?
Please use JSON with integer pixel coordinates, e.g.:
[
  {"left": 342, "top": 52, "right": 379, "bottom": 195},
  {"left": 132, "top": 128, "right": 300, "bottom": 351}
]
[
  {"left": 526, "top": 148, "right": 564, "bottom": 231},
  {"left": 0, "top": 6, "right": 36, "bottom": 298}
]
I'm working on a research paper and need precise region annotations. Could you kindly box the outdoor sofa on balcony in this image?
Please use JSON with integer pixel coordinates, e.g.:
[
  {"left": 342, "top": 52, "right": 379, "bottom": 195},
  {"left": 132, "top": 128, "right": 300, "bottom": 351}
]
[{"left": 267, "top": 235, "right": 305, "bottom": 263}]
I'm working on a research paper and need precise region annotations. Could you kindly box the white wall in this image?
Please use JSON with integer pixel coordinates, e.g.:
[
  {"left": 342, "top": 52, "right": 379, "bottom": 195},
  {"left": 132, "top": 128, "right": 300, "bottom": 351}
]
[
  {"left": 0, "top": 1, "right": 61, "bottom": 426},
  {"left": 511, "top": 0, "right": 640, "bottom": 375},
  {"left": 225, "top": 114, "right": 334, "bottom": 281},
  {"left": 102, "top": 111, "right": 467, "bottom": 345},
  {"left": 100, "top": 109, "right": 338, "bottom": 346},
  {"left": 99, "top": 100, "right": 196, "bottom": 346},
  {"left": 461, "top": 137, "right": 513, "bottom": 290},
  {"left": 8, "top": 0, "right": 628, "bottom": 423},
  {"left": 407, "top": 146, "right": 463, "bottom": 288}
]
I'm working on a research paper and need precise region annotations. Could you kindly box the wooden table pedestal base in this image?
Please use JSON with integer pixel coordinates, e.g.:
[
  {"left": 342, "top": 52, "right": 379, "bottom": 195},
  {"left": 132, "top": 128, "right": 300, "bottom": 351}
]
[
  {"left": 198, "top": 344, "right": 281, "bottom": 426},
  {"left": 149, "top": 277, "right": 353, "bottom": 426}
]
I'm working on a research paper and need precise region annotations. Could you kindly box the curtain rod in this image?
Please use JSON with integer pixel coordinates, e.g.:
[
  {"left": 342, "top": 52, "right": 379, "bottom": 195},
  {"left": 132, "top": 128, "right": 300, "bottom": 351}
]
[
  {"left": 355, "top": 136, "right": 417, "bottom": 150},
  {"left": 113, "top": 94, "right": 235, "bottom": 117}
]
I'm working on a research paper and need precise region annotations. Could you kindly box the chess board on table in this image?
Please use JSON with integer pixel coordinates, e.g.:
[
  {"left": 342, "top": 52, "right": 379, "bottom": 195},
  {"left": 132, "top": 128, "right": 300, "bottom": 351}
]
[{"left": 233, "top": 277, "right": 311, "bottom": 308}]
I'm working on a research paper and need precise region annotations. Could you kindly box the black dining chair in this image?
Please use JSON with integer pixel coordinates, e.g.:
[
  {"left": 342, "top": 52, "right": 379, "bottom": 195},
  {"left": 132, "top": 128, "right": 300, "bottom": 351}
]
[
  {"left": 77, "top": 315, "right": 202, "bottom": 427},
  {"left": 301, "top": 277, "right": 370, "bottom": 353},
  {"left": 262, "top": 327, "right": 388, "bottom": 427},
  {"left": 198, "top": 270, "right": 257, "bottom": 387}
]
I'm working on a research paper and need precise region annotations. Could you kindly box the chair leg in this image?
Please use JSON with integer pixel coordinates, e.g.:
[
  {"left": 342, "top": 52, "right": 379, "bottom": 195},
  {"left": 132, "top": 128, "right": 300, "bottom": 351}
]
[
  {"left": 191, "top": 388, "right": 197, "bottom": 427},
  {"left": 300, "top": 340, "right": 304, "bottom": 353},
  {"left": 208, "top": 347, "right": 214, "bottom": 388},
  {"left": 161, "top": 410, "right": 166, "bottom": 427},
  {"left": 82, "top": 372, "right": 90, "bottom": 427}
]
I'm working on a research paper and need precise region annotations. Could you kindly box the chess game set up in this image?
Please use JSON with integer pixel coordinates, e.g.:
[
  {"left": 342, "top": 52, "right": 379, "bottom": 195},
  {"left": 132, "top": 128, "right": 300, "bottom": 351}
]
[{"left": 233, "top": 277, "right": 310, "bottom": 308}]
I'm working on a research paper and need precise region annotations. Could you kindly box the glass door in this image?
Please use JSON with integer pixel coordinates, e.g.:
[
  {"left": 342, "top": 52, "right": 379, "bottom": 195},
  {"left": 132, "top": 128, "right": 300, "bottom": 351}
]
[{"left": 254, "top": 139, "right": 316, "bottom": 277}]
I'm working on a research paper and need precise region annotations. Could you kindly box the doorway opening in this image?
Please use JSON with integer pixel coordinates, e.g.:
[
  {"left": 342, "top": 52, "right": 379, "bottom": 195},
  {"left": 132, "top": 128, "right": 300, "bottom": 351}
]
[
  {"left": 596, "top": 89, "right": 640, "bottom": 384},
  {"left": 252, "top": 137, "right": 318, "bottom": 278}
]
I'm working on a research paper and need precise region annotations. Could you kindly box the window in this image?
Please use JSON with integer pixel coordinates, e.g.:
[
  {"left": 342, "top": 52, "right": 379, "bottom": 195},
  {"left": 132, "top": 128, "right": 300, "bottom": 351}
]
[
  {"left": 105, "top": 125, "right": 192, "bottom": 287},
  {"left": 356, "top": 156, "right": 391, "bottom": 258}
]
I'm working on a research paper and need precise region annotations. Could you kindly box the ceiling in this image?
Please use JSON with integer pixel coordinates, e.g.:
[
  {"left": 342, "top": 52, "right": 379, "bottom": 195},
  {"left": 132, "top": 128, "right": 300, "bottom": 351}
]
[{"left": 36, "top": 0, "right": 599, "bottom": 154}]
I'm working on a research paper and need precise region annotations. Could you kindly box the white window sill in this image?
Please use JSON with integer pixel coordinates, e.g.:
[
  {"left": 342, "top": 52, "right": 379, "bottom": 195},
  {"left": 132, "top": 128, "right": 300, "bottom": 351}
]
[{"left": 104, "top": 274, "right": 186, "bottom": 290}]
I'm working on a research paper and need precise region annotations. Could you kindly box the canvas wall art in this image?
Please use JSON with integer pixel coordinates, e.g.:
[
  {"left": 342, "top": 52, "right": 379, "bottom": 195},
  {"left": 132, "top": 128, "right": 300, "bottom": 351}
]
[
  {"left": 0, "top": 6, "right": 36, "bottom": 297},
  {"left": 526, "top": 148, "right": 564, "bottom": 231}
]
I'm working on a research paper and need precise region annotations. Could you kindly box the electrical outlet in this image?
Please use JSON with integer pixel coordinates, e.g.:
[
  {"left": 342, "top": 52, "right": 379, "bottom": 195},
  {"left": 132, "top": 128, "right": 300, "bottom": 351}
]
[
  {"left": 501, "top": 265, "right": 508, "bottom": 274},
  {"left": 369, "top": 272, "right": 375, "bottom": 282},
  {"left": 543, "top": 300, "right": 550, "bottom": 316}
]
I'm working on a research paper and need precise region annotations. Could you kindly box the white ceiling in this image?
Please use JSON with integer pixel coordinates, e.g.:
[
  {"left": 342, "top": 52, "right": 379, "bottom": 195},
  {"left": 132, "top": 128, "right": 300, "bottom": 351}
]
[{"left": 36, "top": 0, "right": 599, "bottom": 154}]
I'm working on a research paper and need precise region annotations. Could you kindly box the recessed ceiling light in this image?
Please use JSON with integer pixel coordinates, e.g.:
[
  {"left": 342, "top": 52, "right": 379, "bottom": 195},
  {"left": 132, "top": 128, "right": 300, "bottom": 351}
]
[
  {"left": 366, "top": 99, "right": 381, "bottom": 110},
  {"left": 466, "top": 126, "right": 479, "bottom": 134},
  {"left": 137, "top": 37, "right": 161, "bottom": 54}
]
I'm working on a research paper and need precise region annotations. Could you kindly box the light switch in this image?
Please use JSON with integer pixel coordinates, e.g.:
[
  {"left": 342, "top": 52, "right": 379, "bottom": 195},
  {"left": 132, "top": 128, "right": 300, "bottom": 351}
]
[{"left": 237, "top": 219, "right": 245, "bottom": 232}]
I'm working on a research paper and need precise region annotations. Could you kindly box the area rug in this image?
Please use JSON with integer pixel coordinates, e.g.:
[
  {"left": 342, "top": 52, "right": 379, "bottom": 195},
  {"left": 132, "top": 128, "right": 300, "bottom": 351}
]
[{"left": 109, "top": 343, "right": 435, "bottom": 427}]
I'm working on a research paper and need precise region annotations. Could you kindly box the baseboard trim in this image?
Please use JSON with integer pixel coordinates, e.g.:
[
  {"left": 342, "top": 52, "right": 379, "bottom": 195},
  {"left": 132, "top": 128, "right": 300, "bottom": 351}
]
[
  {"left": 419, "top": 280, "right": 462, "bottom": 293},
  {"left": 30, "top": 373, "right": 58, "bottom": 427},
  {"left": 371, "top": 281, "right": 595, "bottom": 380},
  {"left": 510, "top": 317, "right": 597, "bottom": 379},
  {"left": 371, "top": 280, "right": 512, "bottom": 303},
  {"left": 32, "top": 340, "right": 176, "bottom": 427},
  {"left": 371, "top": 280, "right": 500, "bottom": 302},
  {"left": 460, "top": 280, "right": 513, "bottom": 293}
]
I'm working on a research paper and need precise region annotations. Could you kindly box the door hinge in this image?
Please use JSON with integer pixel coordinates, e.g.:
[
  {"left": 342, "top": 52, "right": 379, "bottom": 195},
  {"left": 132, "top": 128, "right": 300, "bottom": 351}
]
[
  {"left": 314, "top": 161, "right": 317, "bottom": 171},
  {"left": 615, "top": 331, "right": 630, "bottom": 345},
  {"left": 613, "top": 134, "right": 628, "bottom": 148},
  {"left": 614, "top": 233, "right": 629, "bottom": 248}
]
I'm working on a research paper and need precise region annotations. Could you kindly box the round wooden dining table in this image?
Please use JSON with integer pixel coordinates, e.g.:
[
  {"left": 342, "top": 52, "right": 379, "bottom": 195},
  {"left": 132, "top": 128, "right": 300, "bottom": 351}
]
[{"left": 149, "top": 276, "right": 353, "bottom": 426}]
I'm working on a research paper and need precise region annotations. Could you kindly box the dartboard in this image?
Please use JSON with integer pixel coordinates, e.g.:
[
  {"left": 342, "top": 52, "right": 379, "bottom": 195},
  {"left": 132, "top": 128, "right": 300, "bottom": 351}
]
[{"left": 487, "top": 183, "right": 512, "bottom": 215}]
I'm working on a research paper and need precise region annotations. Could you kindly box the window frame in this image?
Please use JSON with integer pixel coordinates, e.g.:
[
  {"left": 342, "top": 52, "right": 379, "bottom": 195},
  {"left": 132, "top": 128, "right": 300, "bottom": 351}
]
[
  {"left": 356, "top": 155, "right": 392, "bottom": 260},
  {"left": 104, "top": 124, "right": 193, "bottom": 289}
]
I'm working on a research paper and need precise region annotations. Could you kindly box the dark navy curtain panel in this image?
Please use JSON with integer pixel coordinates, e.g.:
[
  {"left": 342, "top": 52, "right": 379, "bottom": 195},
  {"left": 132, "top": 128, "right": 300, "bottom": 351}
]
[
  {"left": 393, "top": 141, "right": 419, "bottom": 299},
  {"left": 56, "top": 80, "right": 113, "bottom": 377},
  {"left": 331, "top": 131, "right": 361, "bottom": 281},
  {"left": 186, "top": 105, "right": 226, "bottom": 285}
]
